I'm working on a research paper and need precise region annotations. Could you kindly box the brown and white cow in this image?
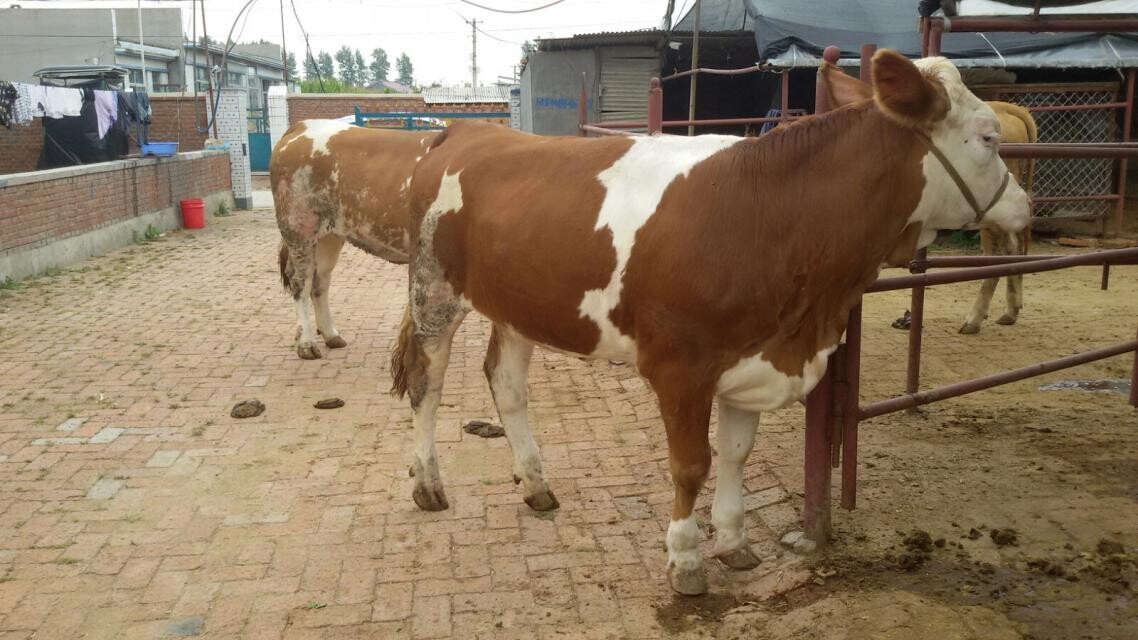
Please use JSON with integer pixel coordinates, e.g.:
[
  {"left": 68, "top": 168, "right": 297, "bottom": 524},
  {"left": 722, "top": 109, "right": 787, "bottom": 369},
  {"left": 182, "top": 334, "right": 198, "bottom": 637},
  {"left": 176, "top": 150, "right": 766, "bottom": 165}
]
[
  {"left": 959, "top": 101, "right": 1037, "bottom": 334},
  {"left": 272, "top": 120, "right": 435, "bottom": 359},
  {"left": 391, "top": 51, "right": 1030, "bottom": 595}
]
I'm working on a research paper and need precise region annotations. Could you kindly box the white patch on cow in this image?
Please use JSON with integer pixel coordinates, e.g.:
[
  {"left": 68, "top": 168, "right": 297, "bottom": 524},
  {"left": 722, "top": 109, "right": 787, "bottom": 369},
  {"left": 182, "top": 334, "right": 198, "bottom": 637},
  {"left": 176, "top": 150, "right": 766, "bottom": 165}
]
[
  {"left": 301, "top": 119, "right": 353, "bottom": 157},
  {"left": 711, "top": 401, "right": 759, "bottom": 557},
  {"left": 666, "top": 514, "right": 702, "bottom": 573},
  {"left": 716, "top": 346, "right": 837, "bottom": 413},
  {"left": 401, "top": 175, "right": 412, "bottom": 193},
  {"left": 579, "top": 134, "right": 740, "bottom": 359}
]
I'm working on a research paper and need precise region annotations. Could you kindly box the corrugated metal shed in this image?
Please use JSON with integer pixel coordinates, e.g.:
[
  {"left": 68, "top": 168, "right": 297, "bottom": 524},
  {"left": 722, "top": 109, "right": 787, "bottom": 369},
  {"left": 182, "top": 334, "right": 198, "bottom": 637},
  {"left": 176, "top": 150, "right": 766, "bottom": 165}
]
[{"left": 422, "top": 85, "right": 510, "bottom": 104}]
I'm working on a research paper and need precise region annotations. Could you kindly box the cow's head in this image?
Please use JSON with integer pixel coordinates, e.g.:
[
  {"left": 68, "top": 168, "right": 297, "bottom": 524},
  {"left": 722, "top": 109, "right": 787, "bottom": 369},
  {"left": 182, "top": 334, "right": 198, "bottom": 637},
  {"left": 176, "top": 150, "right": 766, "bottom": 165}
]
[{"left": 824, "top": 51, "right": 1030, "bottom": 249}]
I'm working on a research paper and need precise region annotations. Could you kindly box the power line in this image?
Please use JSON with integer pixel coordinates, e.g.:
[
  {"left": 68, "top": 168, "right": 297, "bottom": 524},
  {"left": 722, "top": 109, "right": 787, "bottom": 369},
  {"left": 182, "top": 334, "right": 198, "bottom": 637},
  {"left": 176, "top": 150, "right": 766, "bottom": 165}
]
[{"left": 457, "top": 0, "right": 568, "bottom": 14}]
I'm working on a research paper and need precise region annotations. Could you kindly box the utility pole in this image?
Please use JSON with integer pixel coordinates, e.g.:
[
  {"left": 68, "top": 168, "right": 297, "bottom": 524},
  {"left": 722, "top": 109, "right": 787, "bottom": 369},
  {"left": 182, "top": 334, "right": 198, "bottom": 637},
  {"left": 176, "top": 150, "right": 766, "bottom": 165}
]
[
  {"left": 688, "top": 0, "right": 701, "bottom": 136},
  {"left": 469, "top": 18, "right": 479, "bottom": 88},
  {"left": 279, "top": 0, "right": 289, "bottom": 87},
  {"left": 137, "top": 0, "right": 149, "bottom": 92},
  {"left": 201, "top": 0, "right": 218, "bottom": 138}
]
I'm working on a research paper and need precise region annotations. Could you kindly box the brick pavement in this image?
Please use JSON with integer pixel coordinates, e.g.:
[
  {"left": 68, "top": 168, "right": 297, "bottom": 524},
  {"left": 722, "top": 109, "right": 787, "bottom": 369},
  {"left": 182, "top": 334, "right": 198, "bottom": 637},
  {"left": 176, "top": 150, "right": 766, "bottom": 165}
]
[{"left": 0, "top": 210, "right": 807, "bottom": 639}]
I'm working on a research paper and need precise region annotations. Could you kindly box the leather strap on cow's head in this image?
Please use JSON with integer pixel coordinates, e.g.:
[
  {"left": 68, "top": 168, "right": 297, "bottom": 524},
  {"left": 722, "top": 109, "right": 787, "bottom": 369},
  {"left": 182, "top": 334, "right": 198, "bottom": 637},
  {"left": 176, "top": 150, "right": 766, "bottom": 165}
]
[{"left": 920, "top": 135, "right": 1011, "bottom": 225}]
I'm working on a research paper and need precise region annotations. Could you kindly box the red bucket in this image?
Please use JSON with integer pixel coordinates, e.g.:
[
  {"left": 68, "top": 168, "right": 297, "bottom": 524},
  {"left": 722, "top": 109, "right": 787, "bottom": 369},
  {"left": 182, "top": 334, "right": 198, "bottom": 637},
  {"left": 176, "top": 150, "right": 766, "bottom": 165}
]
[{"left": 180, "top": 198, "right": 205, "bottom": 229}]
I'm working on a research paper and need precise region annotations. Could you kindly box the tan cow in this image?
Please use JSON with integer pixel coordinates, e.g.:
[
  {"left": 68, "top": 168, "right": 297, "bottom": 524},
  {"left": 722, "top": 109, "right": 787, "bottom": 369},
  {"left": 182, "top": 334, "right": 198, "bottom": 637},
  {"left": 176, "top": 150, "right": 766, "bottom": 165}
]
[
  {"left": 272, "top": 120, "right": 435, "bottom": 359},
  {"left": 959, "top": 101, "right": 1037, "bottom": 334},
  {"left": 391, "top": 52, "right": 1030, "bottom": 595}
]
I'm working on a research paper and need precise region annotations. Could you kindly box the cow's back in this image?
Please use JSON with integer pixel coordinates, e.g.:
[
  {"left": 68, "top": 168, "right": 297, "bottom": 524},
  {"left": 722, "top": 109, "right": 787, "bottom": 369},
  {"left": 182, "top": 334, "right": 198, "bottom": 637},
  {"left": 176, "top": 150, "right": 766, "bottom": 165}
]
[{"left": 272, "top": 120, "right": 435, "bottom": 263}]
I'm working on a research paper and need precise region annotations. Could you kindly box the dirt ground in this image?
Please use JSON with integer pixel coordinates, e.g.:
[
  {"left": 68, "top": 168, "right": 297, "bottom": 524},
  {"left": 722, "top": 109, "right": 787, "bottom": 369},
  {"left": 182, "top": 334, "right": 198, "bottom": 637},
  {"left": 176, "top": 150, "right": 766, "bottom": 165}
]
[
  {"left": 720, "top": 242, "right": 1138, "bottom": 640},
  {"left": 0, "top": 207, "right": 1133, "bottom": 638}
]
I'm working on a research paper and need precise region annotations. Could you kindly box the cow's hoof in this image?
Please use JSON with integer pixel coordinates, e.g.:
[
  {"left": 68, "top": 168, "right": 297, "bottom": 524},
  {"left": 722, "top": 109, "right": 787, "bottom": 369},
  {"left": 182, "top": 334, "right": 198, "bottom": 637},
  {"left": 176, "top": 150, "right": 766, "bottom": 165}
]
[
  {"left": 668, "top": 565, "right": 708, "bottom": 596},
  {"left": 958, "top": 323, "right": 980, "bottom": 335},
  {"left": 412, "top": 483, "right": 449, "bottom": 511},
  {"left": 524, "top": 490, "right": 560, "bottom": 512},
  {"left": 716, "top": 545, "right": 761, "bottom": 570},
  {"left": 995, "top": 314, "right": 1018, "bottom": 326},
  {"left": 324, "top": 334, "right": 348, "bottom": 349},
  {"left": 297, "top": 343, "right": 322, "bottom": 359}
]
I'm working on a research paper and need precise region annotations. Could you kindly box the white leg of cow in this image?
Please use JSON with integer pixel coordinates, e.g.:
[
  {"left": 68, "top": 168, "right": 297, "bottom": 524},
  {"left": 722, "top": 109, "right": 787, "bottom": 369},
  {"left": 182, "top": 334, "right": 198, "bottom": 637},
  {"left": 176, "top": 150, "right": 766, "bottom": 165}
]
[
  {"left": 711, "top": 400, "right": 761, "bottom": 569},
  {"left": 997, "top": 231, "right": 1023, "bottom": 326},
  {"left": 285, "top": 244, "right": 322, "bottom": 360},
  {"left": 484, "top": 325, "right": 558, "bottom": 511},
  {"left": 312, "top": 235, "right": 347, "bottom": 348},
  {"left": 961, "top": 276, "right": 999, "bottom": 335}
]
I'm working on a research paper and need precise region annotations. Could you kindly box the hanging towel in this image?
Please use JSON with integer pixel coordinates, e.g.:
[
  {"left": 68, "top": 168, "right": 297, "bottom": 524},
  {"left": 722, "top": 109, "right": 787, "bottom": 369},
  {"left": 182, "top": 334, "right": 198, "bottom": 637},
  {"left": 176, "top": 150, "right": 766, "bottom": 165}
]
[
  {"left": 93, "top": 90, "right": 118, "bottom": 139},
  {"left": 41, "top": 86, "right": 83, "bottom": 119}
]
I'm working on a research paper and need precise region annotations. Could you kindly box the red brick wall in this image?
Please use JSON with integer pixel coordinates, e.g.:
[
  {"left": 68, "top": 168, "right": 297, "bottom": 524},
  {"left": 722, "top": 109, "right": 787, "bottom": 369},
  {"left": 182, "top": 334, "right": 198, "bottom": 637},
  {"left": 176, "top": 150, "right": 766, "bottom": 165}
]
[
  {"left": 0, "top": 95, "right": 209, "bottom": 176},
  {"left": 285, "top": 94, "right": 508, "bottom": 124},
  {"left": 0, "top": 151, "right": 230, "bottom": 254},
  {"left": 0, "top": 121, "right": 44, "bottom": 175},
  {"left": 148, "top": 95, "right": 209, "bottom": 152}
]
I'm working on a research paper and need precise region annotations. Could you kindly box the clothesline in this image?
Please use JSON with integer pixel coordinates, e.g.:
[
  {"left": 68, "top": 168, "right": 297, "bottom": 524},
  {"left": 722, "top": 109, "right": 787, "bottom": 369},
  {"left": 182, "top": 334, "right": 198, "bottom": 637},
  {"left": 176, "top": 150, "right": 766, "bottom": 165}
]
[{"left": 0, "top": 81, "right": 151, "bottom": 141}]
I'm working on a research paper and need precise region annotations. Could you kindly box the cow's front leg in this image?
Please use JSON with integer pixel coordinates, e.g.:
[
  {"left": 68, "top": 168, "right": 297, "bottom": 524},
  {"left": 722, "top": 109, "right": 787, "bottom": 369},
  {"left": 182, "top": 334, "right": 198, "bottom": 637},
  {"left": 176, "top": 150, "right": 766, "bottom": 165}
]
[
  {"left": 711, "top": 400, "right": 761, "bottom": 569},
  {"left": 646, "top": 360, "right": 715, "bottom": 596},
  {"left": 484, "top": 325, "right": 558, "bottom": 511}
]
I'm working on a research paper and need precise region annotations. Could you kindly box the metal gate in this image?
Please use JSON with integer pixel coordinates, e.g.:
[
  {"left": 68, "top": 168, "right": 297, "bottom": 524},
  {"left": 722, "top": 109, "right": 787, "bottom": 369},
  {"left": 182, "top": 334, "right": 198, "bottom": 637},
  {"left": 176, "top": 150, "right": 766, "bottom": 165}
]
[
  {"left": 248, "top": 106, "right": 271, "bottom": 172},
  {"left": 598, "top": 46, "right": 659, "bottom": 124}
]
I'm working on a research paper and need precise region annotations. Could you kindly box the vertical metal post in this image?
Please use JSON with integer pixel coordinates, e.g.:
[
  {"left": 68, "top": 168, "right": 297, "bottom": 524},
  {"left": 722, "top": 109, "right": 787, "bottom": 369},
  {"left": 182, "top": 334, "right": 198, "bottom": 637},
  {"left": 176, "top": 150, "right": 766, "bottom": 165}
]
[
  {"left": 201, "top": 0, "right": 218, "bottom": 139},
  {"left": 779, "top": 71, "right": 789, "bottom": 127},
  {"left": 831, "top": 346, "right": 846, "bottom": 468},
  {"left": 687, "top": 0, "right": 701, "bottom": 136},
  {"left": 906, "top": 248, "right": 928, "bottom": 397},
  {"left": 860, "top": 44, "right": 876, "bottom": 82},
  {"left": 1131, "top": 321, "right": 1138, "bottom": 408},
  {"left": 802, "top": 44, "right": 843, "bottom": 546},
  {"left": 929, "top": 20, "right": 944, "bottom": 57},
  {"left": 841, "top": 303, "right": 862, "bottom": 510},
  {"left": 137, "top": 0, "right": 149, "bottom": 93},
  {"left": 648, "top": 78, "right": 663, "bottom": 135},
  {"left": 279, "top": 0, "right": 289, "bottom": 87},
  {"left": 1110, "top": 68, "right": 1134, "bottom": 237},
  {"left": 577, "top": 73, "right": 587, "bottom": 137},
  {"left": 920, "top": 17, "right": 930, "bottom": 57},
  {"left": 804, "top": 365, "right": 834, "bottom": 543},
  {"left": 1101, "top": 263, "right": 1111, "bottom": 291}
]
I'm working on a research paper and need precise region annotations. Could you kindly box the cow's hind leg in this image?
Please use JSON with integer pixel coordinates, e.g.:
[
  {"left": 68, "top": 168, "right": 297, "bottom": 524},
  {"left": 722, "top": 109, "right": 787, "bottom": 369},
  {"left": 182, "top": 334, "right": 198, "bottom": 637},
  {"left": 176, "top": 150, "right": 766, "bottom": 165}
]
[
  {"left": 394, "top": 299, "right": 467, "bottom": 512},
  {"left": 312, "top": 235, "right": 347, "bottom": 348},
  {"left": 997, "top": 229, "right": 1026, "bottom": 326},
  {"left": 961, "top": 229, "right": 999, "bottom": 335},
  {"left": 645, "top": 360, "right": 715, "bottom": 596},
  {"left": 484, "top": 325, "right": 558, "bottom": 511},
  {"left": 712, "top": 400, "right": 761, "bottom": 570},
  {"left": 285, "top": 243, "right": 322, "bottom": 359}
]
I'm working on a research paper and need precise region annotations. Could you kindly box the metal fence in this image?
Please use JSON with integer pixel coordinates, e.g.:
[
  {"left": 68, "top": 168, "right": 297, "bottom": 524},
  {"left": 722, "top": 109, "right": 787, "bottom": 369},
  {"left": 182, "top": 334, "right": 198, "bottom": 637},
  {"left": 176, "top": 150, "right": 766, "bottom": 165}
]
[{"left": 976, "top": 82, "right": 1123, "bottom": 221}]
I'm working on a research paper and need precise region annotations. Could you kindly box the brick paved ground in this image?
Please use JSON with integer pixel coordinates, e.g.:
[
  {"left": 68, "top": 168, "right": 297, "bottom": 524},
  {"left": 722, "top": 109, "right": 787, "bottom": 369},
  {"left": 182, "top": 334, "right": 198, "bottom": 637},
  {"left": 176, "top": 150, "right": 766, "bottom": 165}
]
[{"left": 0, "top": 210, "right": 808, "bottom": 639}]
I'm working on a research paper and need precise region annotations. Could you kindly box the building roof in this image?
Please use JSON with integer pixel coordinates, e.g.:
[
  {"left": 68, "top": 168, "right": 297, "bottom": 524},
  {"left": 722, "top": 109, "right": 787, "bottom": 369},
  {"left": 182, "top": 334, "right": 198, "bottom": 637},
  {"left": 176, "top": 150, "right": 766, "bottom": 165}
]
[
  {"left": 183, "top": 42, "right": 284, "bottom": 70},
  {"left": 422, "top": 85, "right": 510, "bottom": 104},
  {"left": 674, "top": 0, "right": 755, "bottom": 32},
  {"left": 537, "top": 29, "right": 665, "bottom": 51}
]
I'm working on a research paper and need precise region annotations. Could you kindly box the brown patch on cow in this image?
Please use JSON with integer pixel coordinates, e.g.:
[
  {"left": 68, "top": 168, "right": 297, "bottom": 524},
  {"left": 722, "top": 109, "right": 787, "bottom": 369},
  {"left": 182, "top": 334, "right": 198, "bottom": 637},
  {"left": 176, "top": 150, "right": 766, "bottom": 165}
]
[
  {"left": 410, "top": 123, "right": 634, "bottom": 355},
  {"left": 884, "top": 222, "right": 925, "bottom": 268},
  {"left": 872, "top": 50, "right": 949, "bottom": 130},
  {"left": 278, "top": 241, "right": 292, "bottom": 290},
  {"left": 613, "top": 102, "right": 928, "bottom": 379},
  {"left": 821, "top": 62, "right": 873, "bottom": 107}
]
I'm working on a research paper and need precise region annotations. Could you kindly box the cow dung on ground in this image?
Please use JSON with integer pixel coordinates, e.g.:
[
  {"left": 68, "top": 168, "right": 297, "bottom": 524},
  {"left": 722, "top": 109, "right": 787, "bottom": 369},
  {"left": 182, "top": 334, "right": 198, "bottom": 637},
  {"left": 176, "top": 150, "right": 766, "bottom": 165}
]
[
  {"left": 230, "top": 399, "right": 265, "bottom": 419},
  {"left": 463, "top": 420, "right": 505, "bottom": 438}
]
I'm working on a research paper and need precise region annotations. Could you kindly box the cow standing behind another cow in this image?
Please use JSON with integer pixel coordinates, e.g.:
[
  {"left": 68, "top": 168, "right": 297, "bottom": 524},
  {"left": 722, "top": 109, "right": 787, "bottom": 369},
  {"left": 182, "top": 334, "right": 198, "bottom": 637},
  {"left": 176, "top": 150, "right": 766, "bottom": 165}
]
[
  {"left": 271, "top": 120, "right": 435, "bottom": 359},
  {"left": 960, "top": 100, "right": 1038, "bottom": 334}
]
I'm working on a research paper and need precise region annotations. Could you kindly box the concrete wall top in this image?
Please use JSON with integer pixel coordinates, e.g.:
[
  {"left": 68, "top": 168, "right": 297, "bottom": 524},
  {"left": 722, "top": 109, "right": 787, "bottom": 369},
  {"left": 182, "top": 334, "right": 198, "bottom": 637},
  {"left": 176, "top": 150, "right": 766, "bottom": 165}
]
[{"left": 0, "top": 150, "right": 228, "bottom": 189}]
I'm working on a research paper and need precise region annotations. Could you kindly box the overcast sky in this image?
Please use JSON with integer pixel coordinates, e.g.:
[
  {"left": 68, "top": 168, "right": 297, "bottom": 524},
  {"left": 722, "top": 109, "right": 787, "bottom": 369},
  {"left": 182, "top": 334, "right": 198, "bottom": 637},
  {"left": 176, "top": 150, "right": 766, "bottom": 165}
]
[{"left": 22, "top": 0, "right": 690, "bottom": 86}]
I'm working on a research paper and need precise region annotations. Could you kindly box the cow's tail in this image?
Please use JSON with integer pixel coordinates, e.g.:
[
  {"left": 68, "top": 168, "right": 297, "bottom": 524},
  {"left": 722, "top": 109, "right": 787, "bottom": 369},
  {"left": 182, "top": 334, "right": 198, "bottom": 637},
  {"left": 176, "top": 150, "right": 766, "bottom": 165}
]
[
  {"left": 278, "top": 242, "right": 291, "bottom": 291},
  {"left": 389, "top": 304, "right": 414, "bottom": 399}
]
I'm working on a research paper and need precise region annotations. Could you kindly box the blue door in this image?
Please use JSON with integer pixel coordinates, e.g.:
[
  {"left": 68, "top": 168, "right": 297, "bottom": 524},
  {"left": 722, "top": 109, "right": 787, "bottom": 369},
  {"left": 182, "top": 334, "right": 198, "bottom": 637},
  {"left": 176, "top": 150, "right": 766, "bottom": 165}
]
[{"left": 248, "top": 107, "right": 271, "bottom": 172}]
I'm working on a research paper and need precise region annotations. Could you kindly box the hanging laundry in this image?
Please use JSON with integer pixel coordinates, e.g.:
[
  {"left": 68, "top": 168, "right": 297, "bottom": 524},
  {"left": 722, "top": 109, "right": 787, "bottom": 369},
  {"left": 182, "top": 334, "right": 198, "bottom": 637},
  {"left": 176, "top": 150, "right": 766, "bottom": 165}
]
[
  {"left": 93, "top": 90, "right": 118, "bottom": 139},
  {"left": 40, "top": 86, "right": 83, "bottom": 119},
  {"left": 12, "top": 83, "right": 46, "bottom": 123},
  {"left": 0, "top": 81, "right": 16, "bottom": 128}
]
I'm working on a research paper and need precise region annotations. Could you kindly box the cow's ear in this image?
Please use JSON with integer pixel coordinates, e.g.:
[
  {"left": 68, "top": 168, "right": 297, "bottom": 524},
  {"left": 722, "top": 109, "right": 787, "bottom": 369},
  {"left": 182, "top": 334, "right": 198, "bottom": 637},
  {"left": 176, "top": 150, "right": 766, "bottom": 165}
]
[
  {"left": 872, "top": 49, "right": 948, "bottom": 128},
  {"left": 821, "top": 62, "right": 872, "bottom": 107}
]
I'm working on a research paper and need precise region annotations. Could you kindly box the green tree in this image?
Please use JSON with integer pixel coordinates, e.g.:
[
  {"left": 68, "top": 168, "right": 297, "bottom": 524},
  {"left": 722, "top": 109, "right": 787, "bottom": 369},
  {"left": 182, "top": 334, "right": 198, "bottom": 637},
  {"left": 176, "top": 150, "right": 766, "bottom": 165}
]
[
  {"left": 396, "top": 52, "right": 413, "bottom": 86},
  {"left": 285, "top": 52, "right": 298, "bottom": 81},
  {"left": 369, "top": 48, "right": 390, "bottom": 84},
  {"left": 335, "top": 46, "right": 357, "bottom": 86},
  {"left": 300, "top": 78, "right": 345, "bottom": 93},
  {"left": 354, "top": 49, "right": 366, "bottom": 85},
  {"left": 317, "top": 51, "right": 334, "bottom": 81},
  {"left": 303, "top": 52, "right": 319, "bottom": 80}
]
